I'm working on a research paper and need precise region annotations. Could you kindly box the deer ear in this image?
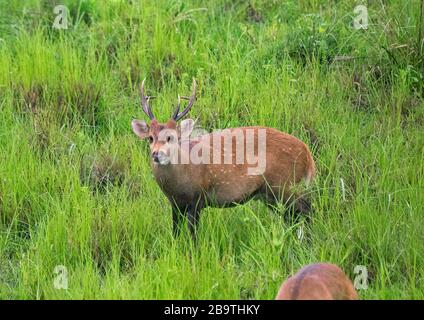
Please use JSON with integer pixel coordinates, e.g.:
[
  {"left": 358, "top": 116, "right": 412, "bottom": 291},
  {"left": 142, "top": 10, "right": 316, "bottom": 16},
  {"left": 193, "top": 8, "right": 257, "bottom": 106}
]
[
  {"left": 132, "top": 119, "right": 149, "bottom": 139},
  {"left": 179, "top": 119, "right": 194, "bottom": 138}
]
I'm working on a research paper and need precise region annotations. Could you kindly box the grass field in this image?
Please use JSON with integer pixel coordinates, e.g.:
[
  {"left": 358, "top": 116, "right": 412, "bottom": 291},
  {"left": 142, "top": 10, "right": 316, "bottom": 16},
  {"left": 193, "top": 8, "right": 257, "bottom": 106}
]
[{"left": 0, "top": 0, "right": 423, "bottom": 299}]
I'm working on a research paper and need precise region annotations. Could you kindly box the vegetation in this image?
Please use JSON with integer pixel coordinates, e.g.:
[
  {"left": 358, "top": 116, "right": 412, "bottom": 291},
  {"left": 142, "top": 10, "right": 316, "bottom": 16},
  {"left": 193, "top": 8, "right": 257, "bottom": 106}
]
[{"left": 0, "top": 0, "right": 423, "bottom": 299}]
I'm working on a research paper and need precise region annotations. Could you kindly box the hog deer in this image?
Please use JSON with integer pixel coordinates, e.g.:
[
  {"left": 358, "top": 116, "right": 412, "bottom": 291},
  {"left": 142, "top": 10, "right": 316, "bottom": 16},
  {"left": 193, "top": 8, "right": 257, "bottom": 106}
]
[
  {"left": 275, "top": 263, "right": 358, "bottom": 300},
  {"left": 131, "top": 79, "right": 316, "bottom": 239}
]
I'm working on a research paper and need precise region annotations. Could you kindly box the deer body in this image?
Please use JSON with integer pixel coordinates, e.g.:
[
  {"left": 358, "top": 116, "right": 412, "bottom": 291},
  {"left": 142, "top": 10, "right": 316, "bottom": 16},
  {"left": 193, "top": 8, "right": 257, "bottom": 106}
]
[
  {"left": 276, "top": 263, "right": 358, "bottom": 300},
  {"left": 131, "top": 79, "right": 316, "bottom": 239},
  {"left": 153, "top": 126, "right": 315, "bottom": 207}
]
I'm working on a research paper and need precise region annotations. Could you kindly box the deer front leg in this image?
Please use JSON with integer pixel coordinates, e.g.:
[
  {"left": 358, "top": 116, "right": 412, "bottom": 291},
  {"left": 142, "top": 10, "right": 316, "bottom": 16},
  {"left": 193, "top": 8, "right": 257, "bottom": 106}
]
[
  {"left": 172, "top": 204, "right": 186, "bottom": 237},
  {"left": 170, "top": 198, "right": 203, "bottom": 241},
  {"left": 187, "top": 198, "right": 204, "bottom": 242},
  {"left": 187, "top": 207, "right": 200, "bottom": 242}
]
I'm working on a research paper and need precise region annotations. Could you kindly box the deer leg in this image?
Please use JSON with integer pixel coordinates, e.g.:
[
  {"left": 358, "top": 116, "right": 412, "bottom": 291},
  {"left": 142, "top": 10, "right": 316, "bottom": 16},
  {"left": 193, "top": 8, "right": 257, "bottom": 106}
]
[
  {"left": 263, "top": 185, "right": 312, "bottom": 223},
  {"left": 187, "top": 199, "right": 204, "bottom": 242},
  {"left": 172, "top": 205, "right": 186, "bottom": 237},
  {"left": 284, "top": 193, "right": 312, "bottom": 224},
  {"left": 187, "top": 208, "right": 199, "bottom": 242},
  {"left": 293, "top": 195, "right": 311, "bottom": 215}
]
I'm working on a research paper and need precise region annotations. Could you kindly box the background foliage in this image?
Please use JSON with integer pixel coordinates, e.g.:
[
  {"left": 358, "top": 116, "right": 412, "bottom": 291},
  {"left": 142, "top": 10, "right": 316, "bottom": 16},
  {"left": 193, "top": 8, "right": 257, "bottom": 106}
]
[{"left": 0, "top": 0, "right": 423, "bottom": 299}]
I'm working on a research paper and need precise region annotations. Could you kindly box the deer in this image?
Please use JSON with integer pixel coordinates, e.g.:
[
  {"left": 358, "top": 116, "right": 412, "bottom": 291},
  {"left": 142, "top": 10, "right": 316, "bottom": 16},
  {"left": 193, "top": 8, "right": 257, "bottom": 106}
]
[
  {"left": 131, "top": 79, "right": 316, "bottom": 240},
  {"left": 275, "top": 263, "right": 358, "bottom": 300}
]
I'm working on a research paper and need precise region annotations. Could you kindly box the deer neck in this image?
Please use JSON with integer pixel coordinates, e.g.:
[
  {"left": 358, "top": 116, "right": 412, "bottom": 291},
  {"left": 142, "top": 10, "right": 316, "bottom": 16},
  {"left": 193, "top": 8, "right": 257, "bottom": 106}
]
[{"left": 151, "top": 146, "right": 186, "bottom": 185}]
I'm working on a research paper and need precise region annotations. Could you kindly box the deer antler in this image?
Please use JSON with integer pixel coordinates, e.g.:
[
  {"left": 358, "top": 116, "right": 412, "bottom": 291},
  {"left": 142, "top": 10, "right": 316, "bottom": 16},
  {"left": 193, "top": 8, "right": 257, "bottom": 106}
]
[
  {"left": 140, "top": 79, "right": 156, "bottom": 120},
  {"left": 172, "top": 78, "right": 196, "bottom": 121}
]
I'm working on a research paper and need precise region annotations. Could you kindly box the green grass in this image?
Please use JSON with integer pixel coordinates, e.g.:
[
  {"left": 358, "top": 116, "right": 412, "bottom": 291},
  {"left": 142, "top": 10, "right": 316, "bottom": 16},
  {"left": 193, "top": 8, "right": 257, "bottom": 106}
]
[{"left": 0, "top": 0, "right": 423, "bottom": 299}]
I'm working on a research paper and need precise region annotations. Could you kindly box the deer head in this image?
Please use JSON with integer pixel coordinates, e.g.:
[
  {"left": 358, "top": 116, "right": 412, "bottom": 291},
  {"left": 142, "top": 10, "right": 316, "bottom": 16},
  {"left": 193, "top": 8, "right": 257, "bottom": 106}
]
[{"left": 131, "top": 79, "right": 197, "bottom": 165}]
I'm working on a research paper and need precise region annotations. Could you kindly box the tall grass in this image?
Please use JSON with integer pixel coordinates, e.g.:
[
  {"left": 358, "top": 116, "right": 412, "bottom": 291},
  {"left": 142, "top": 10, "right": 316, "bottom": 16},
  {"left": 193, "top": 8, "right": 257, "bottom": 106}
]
[{"left": 0, "top": 0, "right": 423, "bottom": 299}]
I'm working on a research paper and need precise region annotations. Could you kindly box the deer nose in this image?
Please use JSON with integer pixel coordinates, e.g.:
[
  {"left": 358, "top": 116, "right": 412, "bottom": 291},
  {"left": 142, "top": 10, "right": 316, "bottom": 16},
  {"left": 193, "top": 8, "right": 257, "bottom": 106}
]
[{"left": 152, "top": 151, "right": 159, "bottom": 162}]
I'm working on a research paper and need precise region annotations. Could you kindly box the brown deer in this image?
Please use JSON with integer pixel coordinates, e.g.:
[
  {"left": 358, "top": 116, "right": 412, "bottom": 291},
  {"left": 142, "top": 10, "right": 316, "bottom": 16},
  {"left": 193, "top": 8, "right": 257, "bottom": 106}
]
[
  {"left": 275, "top": 263, "right": 358, "bottom": 300},
  {"left": 131, "top": 79, "right": 316, "bottom": 239}
]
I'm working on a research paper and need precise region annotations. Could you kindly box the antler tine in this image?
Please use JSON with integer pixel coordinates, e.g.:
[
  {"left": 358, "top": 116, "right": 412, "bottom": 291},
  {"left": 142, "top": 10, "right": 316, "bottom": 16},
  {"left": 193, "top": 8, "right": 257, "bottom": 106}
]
[
  {"left": 171, "top": 95, "right": 182, "bottom": 120},
  {"left": 173, "top": 78, "right": 197, "bottom": 122},
  {"left": 140, "top": 79, "right": 155, "bottom": 120}
]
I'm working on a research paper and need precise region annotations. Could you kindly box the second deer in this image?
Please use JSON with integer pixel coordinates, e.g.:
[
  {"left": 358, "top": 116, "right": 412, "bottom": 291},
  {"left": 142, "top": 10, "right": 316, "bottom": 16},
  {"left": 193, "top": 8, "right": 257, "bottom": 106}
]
[{"left": 276, "top": 263, "right": 358, "bottom": 300}]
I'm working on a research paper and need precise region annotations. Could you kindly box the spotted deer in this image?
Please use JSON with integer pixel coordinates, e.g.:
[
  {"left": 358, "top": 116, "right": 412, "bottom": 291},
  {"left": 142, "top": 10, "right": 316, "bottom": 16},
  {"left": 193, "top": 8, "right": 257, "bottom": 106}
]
[
  {"left": 275, "top": 263, "right": 358, "bottom": 300},
  {"left": 131, "top": 79, "right": 316, "bottom": 240}
]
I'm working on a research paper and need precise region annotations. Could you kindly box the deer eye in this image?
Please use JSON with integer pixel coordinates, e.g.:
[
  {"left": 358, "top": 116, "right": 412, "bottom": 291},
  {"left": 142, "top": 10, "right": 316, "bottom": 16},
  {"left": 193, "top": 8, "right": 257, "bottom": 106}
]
[
  {"left": 166, "top": 135, "right": 173, "bottom": 143},
  {"left": 148, "top": 136, "right": 154, "bottom": 143}
]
